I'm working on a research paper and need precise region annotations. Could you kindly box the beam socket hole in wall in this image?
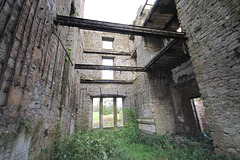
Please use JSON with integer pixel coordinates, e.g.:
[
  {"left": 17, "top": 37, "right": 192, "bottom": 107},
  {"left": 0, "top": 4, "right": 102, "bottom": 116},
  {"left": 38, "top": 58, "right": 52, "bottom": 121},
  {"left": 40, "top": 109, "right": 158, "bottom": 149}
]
[
  {"left": 70, "top": 1, "right": 75, "bottom": 16},
  {"left": 102, "top": 37, "right": 114, "bottom": 49},
  {"left": 190, "top": 97, "right": 208, "bottom": 133}
]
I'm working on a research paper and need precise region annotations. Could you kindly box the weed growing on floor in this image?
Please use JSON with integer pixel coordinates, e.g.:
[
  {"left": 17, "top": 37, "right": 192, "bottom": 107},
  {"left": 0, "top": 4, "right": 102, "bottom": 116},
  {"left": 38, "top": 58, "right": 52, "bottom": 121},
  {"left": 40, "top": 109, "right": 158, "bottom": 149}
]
[{"left": 50, "top": 108, "right": 239, "bottom": 160}]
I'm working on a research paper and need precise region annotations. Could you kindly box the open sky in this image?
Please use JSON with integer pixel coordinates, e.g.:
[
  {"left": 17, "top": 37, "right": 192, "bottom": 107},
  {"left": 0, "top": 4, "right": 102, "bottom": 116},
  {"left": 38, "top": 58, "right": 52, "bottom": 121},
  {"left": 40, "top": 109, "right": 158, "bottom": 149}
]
[{"left": 84, "top": 0, "right": 147, "bottom": 24}]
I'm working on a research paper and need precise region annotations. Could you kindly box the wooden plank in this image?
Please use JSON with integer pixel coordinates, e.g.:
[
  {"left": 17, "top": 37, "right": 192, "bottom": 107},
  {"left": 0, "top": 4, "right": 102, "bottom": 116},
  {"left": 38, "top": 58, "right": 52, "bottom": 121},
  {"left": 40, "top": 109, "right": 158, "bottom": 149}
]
[
  {"left": 75, "top": 64, "right": 144, "bottom": 72},
  {"left": 84, "top": 50, "right": 131, "bottom": 56},
  {"left": 81, "top": 79, "right": 133, "bottom": 84},
  {"left": 55, "top": 15, "right": 186, "bottom": 39}
]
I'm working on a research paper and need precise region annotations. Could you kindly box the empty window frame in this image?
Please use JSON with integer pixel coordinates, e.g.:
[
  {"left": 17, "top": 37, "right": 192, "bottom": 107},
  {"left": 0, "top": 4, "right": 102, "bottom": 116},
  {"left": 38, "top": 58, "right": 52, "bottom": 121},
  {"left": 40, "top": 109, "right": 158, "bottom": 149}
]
[
  {"left": 102, "top": 57, "right": 114, "bottom": 79},
  {"left": 92, "top": 97, "right": 124, "bottom": 128},
  {"left": 102, "top": 37, "right": 114, "bottom": 49}
]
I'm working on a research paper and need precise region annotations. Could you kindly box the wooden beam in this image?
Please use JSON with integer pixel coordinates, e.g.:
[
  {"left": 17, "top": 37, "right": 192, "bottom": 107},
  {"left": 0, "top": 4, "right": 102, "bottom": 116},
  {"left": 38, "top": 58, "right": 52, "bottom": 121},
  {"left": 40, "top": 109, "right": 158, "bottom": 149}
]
[
  {"left": 91, "top": 94, "right": 126, "bottom": 98},
  {"left": 55, "top": 15, "right": 186, "bottom": 39},
  {"left": 144, "top": 39, "right": 178, "bottom": 70},
  {"left": 81, "top": 79, "right": 133, "bottom": 84},
  {"left": 84, "top": 50, "right": 131, "bottom": 56},
  {"left": 75, "top": 64, "right": 144, "bottom": 72},
  {"left": 143, "top": 0, "right": 161, "bottom": 26}
]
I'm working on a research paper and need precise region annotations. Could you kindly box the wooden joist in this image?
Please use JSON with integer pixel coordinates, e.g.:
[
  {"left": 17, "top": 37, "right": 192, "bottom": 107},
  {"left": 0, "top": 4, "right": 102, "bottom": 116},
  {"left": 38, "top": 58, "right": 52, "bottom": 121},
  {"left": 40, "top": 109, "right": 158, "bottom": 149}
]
[
  {"left": 90, "top": 94, "right": 126, "bottom": 98},
  {"left": 55, "top": 15, "right": 186, "bottom": 39},
  {"left": 84, "top": 50, "right": 131, "bottom": 56},
  {"left": 144, "top": 39, "right": 178, "bottom": 70},
  {"left": 75, "top": 64, "right": 144, "bottom": 72},
  {"left": 81, "top": 79, "right": 133, "bottom": 84}
]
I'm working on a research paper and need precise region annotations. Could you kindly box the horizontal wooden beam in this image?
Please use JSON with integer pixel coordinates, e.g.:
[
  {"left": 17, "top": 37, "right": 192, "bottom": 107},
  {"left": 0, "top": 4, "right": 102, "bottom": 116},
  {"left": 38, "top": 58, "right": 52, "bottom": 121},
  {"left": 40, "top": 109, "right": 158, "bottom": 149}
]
[
  {"left": 55, "top": 15, "right": 186, "bottom": 39},
  {"left": 90, "top": 94, "right": 126, "bottom": 98},
  {"left": 81, "top": 79, "right": 133, "bottom": 84},
  {"left": 84, "top": 50, "right": 131, "bottom": 56},
  {"left": 75, "top": 64, "right": 144, "bottom": 72}
]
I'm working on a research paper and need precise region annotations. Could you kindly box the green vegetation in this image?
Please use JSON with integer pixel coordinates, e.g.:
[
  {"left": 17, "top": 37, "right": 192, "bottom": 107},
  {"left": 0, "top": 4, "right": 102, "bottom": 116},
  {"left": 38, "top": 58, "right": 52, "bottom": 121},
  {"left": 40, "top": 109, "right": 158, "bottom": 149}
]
[{"left": 50, "top": 108, "right": 238, "bottom": 160}]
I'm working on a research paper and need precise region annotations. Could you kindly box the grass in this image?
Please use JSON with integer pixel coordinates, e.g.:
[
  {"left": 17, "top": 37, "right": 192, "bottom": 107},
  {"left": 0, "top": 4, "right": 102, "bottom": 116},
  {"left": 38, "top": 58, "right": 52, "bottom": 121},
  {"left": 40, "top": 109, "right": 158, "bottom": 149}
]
[
  {"left": 50, "top": 109, "right": 238, "bottom": 160},
  {"left": 50, "top": 130, "right": 238, "bottom": 160},
  {"left": 93, "top": 112, "right": 123, "bottom": 127}
]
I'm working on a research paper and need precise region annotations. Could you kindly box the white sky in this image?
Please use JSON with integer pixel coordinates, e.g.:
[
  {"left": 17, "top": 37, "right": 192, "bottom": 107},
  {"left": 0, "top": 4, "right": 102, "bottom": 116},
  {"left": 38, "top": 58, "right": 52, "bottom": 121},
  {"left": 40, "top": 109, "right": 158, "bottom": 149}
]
[{"left": 84, "top": 0, "right": 147, "bottom": 24}]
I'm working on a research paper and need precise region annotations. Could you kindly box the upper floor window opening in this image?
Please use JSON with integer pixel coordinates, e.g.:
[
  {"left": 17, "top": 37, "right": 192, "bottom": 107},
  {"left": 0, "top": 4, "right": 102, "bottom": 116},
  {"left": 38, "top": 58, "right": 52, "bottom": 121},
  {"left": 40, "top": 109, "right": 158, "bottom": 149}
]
[
  {"left": 102, "top": 37, "right": 114, "bottom": 49},
  {"left": 102, "top": 57, "right": 114, "bottom": 79}
]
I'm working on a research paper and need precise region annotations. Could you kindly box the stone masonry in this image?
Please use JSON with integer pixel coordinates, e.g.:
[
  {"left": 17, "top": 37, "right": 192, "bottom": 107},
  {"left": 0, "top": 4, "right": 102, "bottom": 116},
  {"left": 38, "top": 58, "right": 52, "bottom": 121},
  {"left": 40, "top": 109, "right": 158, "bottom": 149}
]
[
  {"left": 78, "top": 31, "right": 136, "bottom": 129},
  {"left": 0, "top": 0, "right": 84, "bottom": 159},
  {"left": 175, "top": 0, "right": 240, "bottom": 156},
  {"left": 0, "top": 0, "right": 240, "bottom": 158}
]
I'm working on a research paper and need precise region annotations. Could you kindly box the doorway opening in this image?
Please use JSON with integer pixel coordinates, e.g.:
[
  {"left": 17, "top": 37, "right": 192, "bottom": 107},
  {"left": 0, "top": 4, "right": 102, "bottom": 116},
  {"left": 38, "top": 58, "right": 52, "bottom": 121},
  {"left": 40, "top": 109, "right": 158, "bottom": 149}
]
[{"left": 190, "top": 97, "right": 208, "bottom": 133}]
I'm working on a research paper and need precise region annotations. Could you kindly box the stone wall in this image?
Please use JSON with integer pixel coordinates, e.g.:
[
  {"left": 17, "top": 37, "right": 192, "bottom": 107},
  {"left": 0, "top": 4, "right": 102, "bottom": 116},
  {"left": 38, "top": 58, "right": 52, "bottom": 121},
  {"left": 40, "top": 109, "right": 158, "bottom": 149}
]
[
  {"left": 175, "top": 0, "right": 240, "bottom": 156},
  {"left": 130, "top": 34, "right": 176, "bottom": 134},
  {"left": 0, "top": 0, "right": 84, "bottom": 159},
  {"left": 79, "top": 31, "right": 136, "bottom": 129}
]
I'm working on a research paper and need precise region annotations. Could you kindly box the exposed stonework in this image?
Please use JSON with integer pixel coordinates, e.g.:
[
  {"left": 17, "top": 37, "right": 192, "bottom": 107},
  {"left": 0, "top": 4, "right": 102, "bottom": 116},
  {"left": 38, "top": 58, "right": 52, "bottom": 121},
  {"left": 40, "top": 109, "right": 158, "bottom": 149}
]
[
  {"left": 0, "top": 0, "right": 84, "bottom": 159},
  {"left": 78, "top": 31, "right": 136, "bottom": 129},
  {"left": 175, "top": 0, "right": 240, "bottom": 156},
  {"left": 0, "top": 0, "right": 239, "bottom": 158}
]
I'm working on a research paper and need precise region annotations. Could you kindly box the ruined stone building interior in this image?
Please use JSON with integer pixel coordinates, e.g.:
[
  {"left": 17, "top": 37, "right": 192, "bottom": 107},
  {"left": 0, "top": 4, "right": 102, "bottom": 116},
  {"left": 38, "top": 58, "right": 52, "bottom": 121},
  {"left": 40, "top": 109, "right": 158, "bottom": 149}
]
[{"left": 0, "top": 0, "right": 239, "bottom": 159}]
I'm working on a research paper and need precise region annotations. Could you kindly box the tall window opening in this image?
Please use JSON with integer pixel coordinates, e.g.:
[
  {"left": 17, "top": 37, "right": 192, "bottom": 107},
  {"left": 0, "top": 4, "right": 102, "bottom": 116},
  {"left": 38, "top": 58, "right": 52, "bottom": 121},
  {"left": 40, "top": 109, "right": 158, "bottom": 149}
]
[
  {"left": 92, "top": 97, "right": 124, "bottom": 128},
  {"left": 102, "top": 57, "right": 114, "bottom": 79},
  {"left": 102, "top": 37, "right": 114, "bottom": 49},
  {"left": 117, "top": 98, "right": 123, "bottom": 126},
  {"left": 92, "top": 98, "right": 100, "bottom": 128},
  {"left": 103, "top": 98, "right": 114, "bottom": 127}
]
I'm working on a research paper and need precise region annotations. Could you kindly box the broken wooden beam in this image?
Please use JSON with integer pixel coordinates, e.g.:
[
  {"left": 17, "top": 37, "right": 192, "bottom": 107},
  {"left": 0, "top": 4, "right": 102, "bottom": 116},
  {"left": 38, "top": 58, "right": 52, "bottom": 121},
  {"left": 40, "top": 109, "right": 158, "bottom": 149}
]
[
  {"left": 81, "top": 79, "right": 133, "bottom": 84},
  {"left": 55, "top": 15, "right": 186, "bottom": 39},
  {"left": 75, "top": 64, "right": 144, "bottom": 72}
]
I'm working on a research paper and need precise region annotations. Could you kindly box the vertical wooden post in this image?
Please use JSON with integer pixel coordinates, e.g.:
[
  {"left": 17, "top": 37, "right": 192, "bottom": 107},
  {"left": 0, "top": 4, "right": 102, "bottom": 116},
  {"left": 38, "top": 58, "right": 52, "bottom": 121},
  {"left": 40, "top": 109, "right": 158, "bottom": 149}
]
[
  {"left": 113, "top": 98, "right": 117, "bottom": 127},
  {"left": 100, "top": 97, "right": 103, "bottom": 128}
]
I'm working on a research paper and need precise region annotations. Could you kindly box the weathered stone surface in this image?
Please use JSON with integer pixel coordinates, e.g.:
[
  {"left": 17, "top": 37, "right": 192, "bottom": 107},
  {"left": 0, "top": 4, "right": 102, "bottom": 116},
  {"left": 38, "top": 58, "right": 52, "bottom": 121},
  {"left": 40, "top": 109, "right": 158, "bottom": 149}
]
[
  {"left": 175, "top": 0, "right": 240, "bottom": 156},
  {"left": 0, "top": 0, "right": 84, "bottom": 159}
]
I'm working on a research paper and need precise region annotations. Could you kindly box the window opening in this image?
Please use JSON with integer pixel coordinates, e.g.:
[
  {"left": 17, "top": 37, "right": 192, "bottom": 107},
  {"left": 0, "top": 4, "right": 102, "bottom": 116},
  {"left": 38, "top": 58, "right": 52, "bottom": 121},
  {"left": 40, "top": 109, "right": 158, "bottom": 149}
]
[
  {"left": 117, "top": 98, "right": 123, "bottom": 127},
  {"left": 92, "top": 98, "right": 100, "bottom": 128},
  {"left": 102, "top": 37, "right": 114, "bottom": 49},
  {"left": 103, "top": 98, "right": 114, "bottom": 128},
  {"left": 102, "top": 58, "right": 114, "bottom": 79},
  {"left": 190, "top": 97, "right": 208, "bottom": 132},
  {"left": 92, "top": 97, "right": 124, "bottom": 128}
]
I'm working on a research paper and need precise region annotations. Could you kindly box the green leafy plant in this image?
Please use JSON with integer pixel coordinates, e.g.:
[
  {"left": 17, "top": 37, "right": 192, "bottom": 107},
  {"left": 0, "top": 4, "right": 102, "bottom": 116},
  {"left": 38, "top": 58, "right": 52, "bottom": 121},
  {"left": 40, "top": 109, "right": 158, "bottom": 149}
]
[
  {"left": 119, "top": 107, "right": 141, "bottom": 143},
  {"left": 49, "top": 108, "right": 238, "bottom": 160}
]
